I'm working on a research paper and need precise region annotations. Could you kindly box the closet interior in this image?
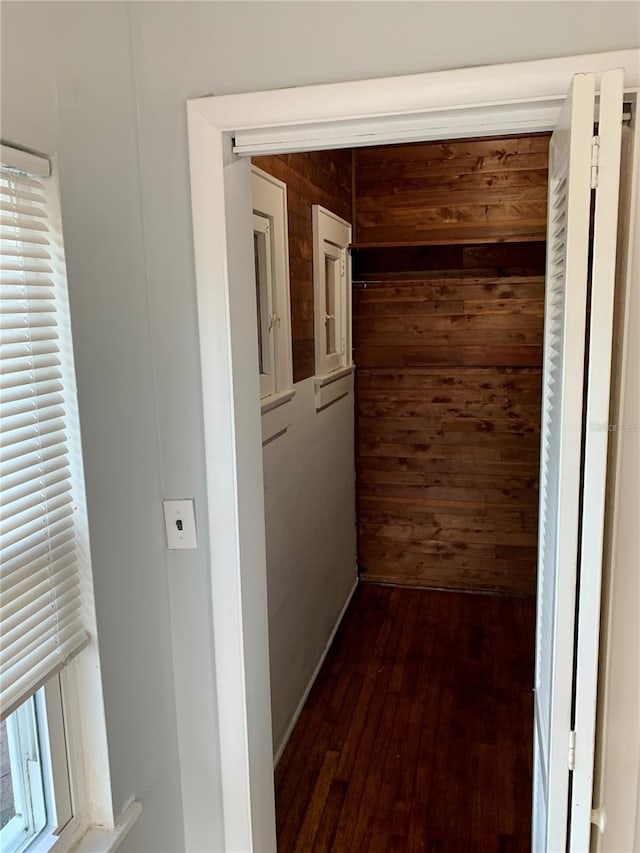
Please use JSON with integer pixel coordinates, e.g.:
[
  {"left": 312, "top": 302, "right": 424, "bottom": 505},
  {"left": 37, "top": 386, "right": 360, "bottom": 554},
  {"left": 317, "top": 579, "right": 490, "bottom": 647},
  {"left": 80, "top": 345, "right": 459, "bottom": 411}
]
[{"left": 252, "top": 132, "right": 550, "bottom": 850}]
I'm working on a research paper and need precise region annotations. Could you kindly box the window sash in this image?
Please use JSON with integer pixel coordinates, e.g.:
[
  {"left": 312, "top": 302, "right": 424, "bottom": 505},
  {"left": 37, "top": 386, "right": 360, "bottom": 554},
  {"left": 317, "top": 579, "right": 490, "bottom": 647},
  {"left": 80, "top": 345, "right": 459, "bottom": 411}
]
[
  {"left": 253, "top": 213, "right": 276, "bottom": 399},
  {"left": 252, "top": 166, "right": 293, "bottom": 406},
  {"left": 313, "top": 205, "right": 352, "bottom": 379},
  {"left": 320, "top": 242, "right": 345, "bottom": 373},
  {"left": 1, "top": 156, "right": 89, "bottom": 721}
]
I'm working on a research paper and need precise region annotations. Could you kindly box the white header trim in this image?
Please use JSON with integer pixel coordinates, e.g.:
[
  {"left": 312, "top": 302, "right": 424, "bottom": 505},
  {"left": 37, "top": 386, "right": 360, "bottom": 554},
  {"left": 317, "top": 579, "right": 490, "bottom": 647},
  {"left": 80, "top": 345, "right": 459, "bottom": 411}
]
[{"left": 191, "top": 49, "right": 639, "bottom": 134}]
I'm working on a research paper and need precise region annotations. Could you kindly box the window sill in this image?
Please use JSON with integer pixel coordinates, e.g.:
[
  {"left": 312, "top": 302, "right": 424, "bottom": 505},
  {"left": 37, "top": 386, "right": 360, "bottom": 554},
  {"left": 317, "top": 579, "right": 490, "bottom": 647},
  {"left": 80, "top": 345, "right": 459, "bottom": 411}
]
[
  {"left": 34, "top": 799, "right": 141, "bottom": 853},
  {"left": 75, "top": 800, "right": 141, "bottom": 853},
  {"left": 261, "top": 388, "right": 296, "bottom": 444},
  {"left": 314, "top": 365, "right": 354, "bottom": 410}
]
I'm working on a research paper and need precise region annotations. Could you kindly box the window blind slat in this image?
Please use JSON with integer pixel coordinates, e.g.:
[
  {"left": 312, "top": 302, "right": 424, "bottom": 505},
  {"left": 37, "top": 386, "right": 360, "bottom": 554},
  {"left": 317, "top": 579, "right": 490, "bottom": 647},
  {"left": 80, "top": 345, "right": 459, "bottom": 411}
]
[
  {"left": 2, "top": 446, "right": 67, "bottom": 491},
  {"left": 0, "top": 377, "right": 63, "bottom": 406},
  {"left": 1, "top": 288, "right": 55, "bottom": 304},
  {"left": 1, "top": 430, "right": 67, "bottom": 472},
  {"left": 1, "top": 426, "right": 66, "bottom": 466},
  {"left": 0, "top": 246, "right": 51, "bottom": 262},
  {"left": 1, "top": 317, "right": 58, "bottom": 334},
  {"left": 0, "top": 172, "right": 45, "bottom": 191},
  {"left": 0, "top": 626, "right": 89, "bottom": 722},
  {"left": 1, "top": 602, "right": 84, "bottom": 678},
  {"left": 0, "top": 202, "right": 48, "bottom": 221},
  {"left": 0, "top": 303, "right": 56, "bottom": 319},
  {"left": 0, "top": 187, "right": 47, "bottom": 205},
  {"left": 1, "top": 358, "right": 61, "bottom": 383},
  {"left": 2, "top": 577, "right": 79, "bottom": 655},
  {"left": 0, "top": 484, "right": 73, "bottom": 539},
  {"left": 0, "top": 233, "right": 51, "bottom": 249},
  {"left": 1, "top": 161, "right": 87, "bottom": 719},
  {"left": 1, "top": 280, "right": 55, "bottom": 294},
  {"left": 0, "top": 215, "right": 49, "bottom": 233},
  {"left": 2, "top": 408, "right": 66, "bottom": 444},
  {"left": 1, "top": 257, "right": 53, "bottom": 269},
  {"left": 1, "top": 403, "right": 65, "bottom": 434},
  {"left": 2, "top": 568, "right": 78, "bottom": 639},
  {"left": 0, "top": 521, "right": 75, "bottom": 585},
  {"left": 1, "top": 339, "right": 60, "bottom": 361},
  {"left": 0, "top": 541, "right": 75, "bottom": 601},
  {"left": 2, "top": 468, "right": 71, "bottom": 516},
  {"left": 1, "top": 390, "right": 63, "bottom": 419}
]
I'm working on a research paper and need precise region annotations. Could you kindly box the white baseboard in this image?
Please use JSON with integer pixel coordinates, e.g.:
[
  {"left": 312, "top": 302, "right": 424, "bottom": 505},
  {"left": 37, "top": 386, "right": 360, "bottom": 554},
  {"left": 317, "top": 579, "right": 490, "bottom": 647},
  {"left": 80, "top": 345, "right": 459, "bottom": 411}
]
[{"left": 273, "top": 575, "right": 359, "bottom": 767}]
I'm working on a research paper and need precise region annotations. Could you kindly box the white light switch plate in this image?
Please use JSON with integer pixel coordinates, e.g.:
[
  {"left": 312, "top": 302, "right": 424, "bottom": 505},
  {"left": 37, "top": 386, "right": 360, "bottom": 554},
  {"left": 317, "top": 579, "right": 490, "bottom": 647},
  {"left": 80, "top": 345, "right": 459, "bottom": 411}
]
[{"left": 163, "top": 499, "right": 198, "bottom": 549}]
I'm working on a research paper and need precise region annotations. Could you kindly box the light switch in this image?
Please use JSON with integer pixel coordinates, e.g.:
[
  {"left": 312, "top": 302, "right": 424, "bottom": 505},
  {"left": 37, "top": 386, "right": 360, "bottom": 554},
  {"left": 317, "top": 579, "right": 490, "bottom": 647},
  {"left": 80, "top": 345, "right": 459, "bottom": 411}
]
[{"left": 163, "top": 499, "right": 198, "bottom": 549}]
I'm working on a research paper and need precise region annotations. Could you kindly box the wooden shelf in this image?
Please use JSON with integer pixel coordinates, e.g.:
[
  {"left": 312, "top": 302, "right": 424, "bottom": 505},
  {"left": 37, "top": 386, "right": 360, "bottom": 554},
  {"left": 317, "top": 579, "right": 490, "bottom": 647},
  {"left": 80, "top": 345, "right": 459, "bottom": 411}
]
[{"left": 350, "top": 234, "right": 545, "bottom": 250}]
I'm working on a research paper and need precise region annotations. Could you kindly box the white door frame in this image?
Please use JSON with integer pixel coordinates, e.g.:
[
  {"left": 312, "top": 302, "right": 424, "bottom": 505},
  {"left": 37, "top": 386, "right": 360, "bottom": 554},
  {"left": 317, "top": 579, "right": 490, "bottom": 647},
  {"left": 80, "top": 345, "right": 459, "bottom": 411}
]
[{"left": 186, "top": 49, "right": 640, "bottom": 852}]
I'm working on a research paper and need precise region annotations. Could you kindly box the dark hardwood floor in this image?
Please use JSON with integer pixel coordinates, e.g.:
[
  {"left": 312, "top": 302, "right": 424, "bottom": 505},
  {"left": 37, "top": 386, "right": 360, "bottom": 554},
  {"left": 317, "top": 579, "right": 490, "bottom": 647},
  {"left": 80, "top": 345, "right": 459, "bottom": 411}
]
[{"left": 275, "top": 583, "right": 535, "bottom": 853}]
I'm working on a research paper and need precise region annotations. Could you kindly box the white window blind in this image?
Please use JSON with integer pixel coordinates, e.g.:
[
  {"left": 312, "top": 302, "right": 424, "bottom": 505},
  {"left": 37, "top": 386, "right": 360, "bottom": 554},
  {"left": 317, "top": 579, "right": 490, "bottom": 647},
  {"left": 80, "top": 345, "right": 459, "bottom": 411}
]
[{"left": 1, "top": 148, "right": 89, "bottom": 721}]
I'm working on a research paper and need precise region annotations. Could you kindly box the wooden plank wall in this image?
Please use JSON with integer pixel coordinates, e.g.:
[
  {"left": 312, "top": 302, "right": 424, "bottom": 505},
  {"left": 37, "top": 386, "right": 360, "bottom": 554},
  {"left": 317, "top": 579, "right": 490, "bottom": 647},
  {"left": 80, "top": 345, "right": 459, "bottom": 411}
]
[
  {"left": 353, "top": 134, "right": 550, "bottom": 595},
  {"left": 252, "top": 151, "right": 352, "bottom": 382},
  {"left": 353, "top": 135, "right": 550, "bottom": 246},
  {"left": 354, "top": 272, "right": 544, "bottom": 595}
]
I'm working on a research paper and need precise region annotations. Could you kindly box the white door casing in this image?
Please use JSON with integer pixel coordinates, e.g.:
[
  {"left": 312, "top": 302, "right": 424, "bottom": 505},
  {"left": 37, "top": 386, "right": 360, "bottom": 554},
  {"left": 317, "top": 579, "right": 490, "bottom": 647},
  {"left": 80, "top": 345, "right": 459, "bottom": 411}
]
[
  {"left": 186, "top": 52, "right": 639, "bottom": 852},
  {"left": 532, "top": 72, "right": 595, "bottom": 853}
]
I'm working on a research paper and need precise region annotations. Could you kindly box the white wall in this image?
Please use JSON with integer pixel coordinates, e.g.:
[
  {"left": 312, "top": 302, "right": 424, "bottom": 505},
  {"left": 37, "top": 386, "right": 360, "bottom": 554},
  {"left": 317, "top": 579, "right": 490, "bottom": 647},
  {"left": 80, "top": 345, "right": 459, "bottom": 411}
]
[
  {"left": 263, "top": 379, "right": 357, "bottom": 758},
  {"left": 0, "top": 4, "right": 191, "bottom": 851},
  {"left": 1, "top": 2, "right": 638, "bottom": 850}
]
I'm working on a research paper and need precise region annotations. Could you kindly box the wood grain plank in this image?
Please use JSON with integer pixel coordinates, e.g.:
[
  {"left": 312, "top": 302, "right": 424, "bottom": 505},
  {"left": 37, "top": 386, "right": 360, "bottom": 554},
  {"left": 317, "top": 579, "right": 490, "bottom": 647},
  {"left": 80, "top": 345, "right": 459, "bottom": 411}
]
[
  {"left": 292, "top": 750, "right": 340, "bottom": 851},
  {"left": 355, "top": 345, "right": 543, "bottom": 368},
  {"left": 355, "top": 277, "right": 545, "bottom": 303},
  {"left": 355, "top": 222, "right": 548, "bottom": 246},
  {"left": 354, "top": 136, "right": 549, "bottom": 245},
  {"left": 354, "top": 267, "right": 543, "bottom": 593}
]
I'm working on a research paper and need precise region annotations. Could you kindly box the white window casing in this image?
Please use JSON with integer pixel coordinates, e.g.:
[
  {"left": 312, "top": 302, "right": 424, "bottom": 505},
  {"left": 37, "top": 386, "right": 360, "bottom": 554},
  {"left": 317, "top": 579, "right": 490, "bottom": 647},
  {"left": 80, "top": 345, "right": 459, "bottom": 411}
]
[
  {"left": 312, "top": 205, "right": 353, "bottom": 410},
  {"left": 251, "top": 166, "right": 295, "bottom": 442}
]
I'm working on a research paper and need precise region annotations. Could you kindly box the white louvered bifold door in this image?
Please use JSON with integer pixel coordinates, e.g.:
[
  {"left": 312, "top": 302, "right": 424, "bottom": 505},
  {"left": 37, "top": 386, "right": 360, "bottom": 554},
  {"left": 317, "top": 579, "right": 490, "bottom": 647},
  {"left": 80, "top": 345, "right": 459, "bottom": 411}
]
[
  {"left": 1, "top": 154, "right": 89, "bottom": 720},
  {"left": 569, "top": 68, "right": 624, "bottom": 852},
  {"left": 532, "top": 73, "right": 595, "bottom": 852}
]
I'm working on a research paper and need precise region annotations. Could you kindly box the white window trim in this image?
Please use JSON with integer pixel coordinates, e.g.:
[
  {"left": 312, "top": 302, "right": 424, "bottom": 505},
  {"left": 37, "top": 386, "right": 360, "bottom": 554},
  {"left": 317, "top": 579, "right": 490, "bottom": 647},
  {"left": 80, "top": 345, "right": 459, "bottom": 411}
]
[
  {"left": 312, "top": 205, "right": 353, "bottom": 410},
  {"left": 0, "top": 144, "right": 140, "bottom": 853},
  {"left": 186, "top": 49, "right": 640, "bottom": 852},
  {"left": 251, "top": 166, "right": 295, "bottom": 443}
]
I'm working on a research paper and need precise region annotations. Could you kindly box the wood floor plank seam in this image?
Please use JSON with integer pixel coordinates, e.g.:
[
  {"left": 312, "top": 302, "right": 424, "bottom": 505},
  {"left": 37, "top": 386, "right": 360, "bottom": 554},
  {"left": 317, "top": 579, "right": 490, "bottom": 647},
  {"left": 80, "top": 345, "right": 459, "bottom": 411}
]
[{"left": 275, "top": 585, "right": 534, "bottom": 853}]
